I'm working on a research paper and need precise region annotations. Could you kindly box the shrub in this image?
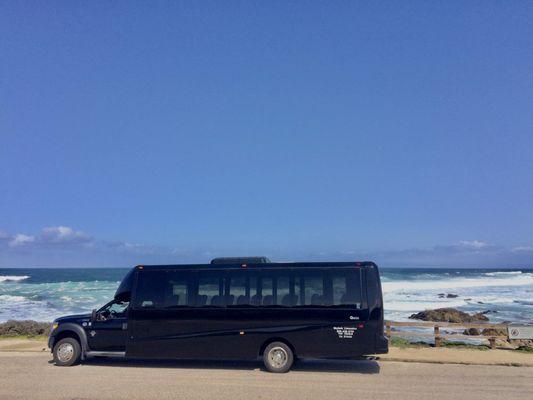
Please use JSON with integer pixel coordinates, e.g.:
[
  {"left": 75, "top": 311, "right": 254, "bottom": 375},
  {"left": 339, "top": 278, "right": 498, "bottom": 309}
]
[{"left": 0, "top": 320, "right": 51, "bottom": 337}]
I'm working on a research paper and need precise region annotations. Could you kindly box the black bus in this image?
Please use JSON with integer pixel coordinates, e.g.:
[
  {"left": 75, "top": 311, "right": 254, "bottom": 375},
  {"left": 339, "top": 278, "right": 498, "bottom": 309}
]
[{"left": 49, "top": 258, "right": 388, "bottom": 372}]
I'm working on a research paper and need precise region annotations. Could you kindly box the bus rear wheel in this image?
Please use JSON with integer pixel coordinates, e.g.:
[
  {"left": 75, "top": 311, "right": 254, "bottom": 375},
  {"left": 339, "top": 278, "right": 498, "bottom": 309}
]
[{"left": 263, "top": 342, "right": 293, "bottom": 373}]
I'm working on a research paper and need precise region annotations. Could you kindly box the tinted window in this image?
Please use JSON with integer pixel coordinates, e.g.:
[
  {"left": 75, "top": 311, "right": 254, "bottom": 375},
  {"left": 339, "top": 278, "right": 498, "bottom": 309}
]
[
  {"left": 331, "top": 269, "right": 363, "bottom": 308},
  {"left": 133, "top": 267, "right": 365, "bottom": 309},
  {"left": 259, "top": 275, "right": 274, "bottom": 306},
  {"left": 304, "top": 273, "right": 325, "bottom": 306},
  {"left": 259, "top": 270, "right": 305, "bottom": 307},
  {"left": 134, "top": 271, "right": 165, "bottom": 309},
  {"left": 197, "top": 271, "right": 224, "bottom": 307},
  {"left": 276, "top": 275, "right": 291, "bottom": 306},
  {"left": 165, "top": 271, "right": 192, "bottom": 308}
]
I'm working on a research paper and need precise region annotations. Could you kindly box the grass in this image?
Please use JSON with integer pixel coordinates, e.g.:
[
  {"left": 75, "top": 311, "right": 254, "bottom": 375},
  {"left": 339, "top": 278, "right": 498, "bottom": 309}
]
[
  {"left": 0, "top": 335, "right": 47, "bottom": 340},
  {"left": 515, "top": 346, "right": 533, "bottom": 354},
  {"left": 441, "top": 341, "right": 489, "bottom": 351},
  {"left": 390, "top": 337, "right": 430, "bottom": 349},
  {"left": 390, "top": 337, "right": 490, "bottom": 351}
]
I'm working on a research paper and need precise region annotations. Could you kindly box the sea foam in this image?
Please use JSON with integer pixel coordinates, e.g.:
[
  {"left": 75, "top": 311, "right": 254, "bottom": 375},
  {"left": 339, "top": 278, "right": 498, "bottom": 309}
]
[
  {"left": 381, "top": 273, "right": 533, "bottom": 294},
  {"left": 0, "top": 275, "right": 30, "bottom": 283}
]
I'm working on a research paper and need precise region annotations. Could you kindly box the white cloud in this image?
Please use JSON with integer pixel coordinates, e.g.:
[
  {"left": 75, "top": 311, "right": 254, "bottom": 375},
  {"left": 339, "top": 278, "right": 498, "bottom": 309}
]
[
  {"left": 511, "top": 246, "right": 533, "bottom": 253},
  {"left": 458, "top": 240, "right": 489, "bottom": 249},
  {"left": 40, "top": 226, "right": 91, "bottom": 244},
  {"left": 8, "top": 234, "right": 35, "bottom": 248}
]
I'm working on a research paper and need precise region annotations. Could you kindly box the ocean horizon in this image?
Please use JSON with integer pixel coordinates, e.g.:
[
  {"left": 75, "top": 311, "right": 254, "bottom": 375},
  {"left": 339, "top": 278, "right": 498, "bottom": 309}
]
[{"left": 1, "top": 266, "right": 532, "bottom": 324}]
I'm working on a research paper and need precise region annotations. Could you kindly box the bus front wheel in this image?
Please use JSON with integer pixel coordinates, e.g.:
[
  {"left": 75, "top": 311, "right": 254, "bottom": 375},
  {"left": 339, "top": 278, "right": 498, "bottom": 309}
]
[
  {"left": 263, "top": 342, "right": 294, "bottom": 373},
  {"left": 53, "top": 337, "right": 81, "bottom": 366}
]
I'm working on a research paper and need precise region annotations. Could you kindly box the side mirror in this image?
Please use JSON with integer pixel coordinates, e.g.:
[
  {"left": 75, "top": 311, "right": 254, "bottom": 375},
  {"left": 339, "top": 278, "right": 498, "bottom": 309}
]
[{"left": 91, "top": 309, "right": 97, "bottom": 322}]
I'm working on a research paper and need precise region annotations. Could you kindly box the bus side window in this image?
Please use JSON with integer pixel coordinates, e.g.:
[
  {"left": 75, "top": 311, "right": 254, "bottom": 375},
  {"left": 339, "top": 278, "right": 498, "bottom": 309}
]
[
  {"left": 259, "top": 274, "right": 274, "bottom": 306},
  {"left": 301, "top": 273, "right": 325, "bottom": 306},
  {"left": 197, "top": 271, "right": 224, "bottom": 307},
  {"left": 134, "top": 271, "right": 165, "bottom": 309},
  {"left": 227, "top": 272, "right": 259, "bottom": 306},
  {"left": 164, "top": 271, "right": 191, "bottom": 308},
  {"left": 276, "top": 275, "right": 290, "bottom": 306},
  {"left": 332, "top": 270, "right": 362, "bottom": 308}
]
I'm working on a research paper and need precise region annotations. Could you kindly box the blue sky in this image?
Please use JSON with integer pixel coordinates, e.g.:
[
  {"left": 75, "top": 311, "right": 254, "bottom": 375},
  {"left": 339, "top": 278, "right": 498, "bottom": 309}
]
[{"left": 1, "top": 1, "right": 533, "bottom": 267}]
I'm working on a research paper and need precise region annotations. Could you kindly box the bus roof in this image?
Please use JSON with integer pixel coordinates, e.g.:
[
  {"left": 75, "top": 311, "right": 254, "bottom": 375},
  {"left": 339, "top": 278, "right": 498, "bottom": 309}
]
[{"left": 135, "top": 261, "right": 377, "bottom": 271}]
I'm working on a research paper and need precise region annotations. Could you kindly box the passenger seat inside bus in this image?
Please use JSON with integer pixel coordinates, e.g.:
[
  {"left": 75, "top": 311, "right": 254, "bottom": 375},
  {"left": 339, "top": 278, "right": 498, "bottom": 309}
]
[
  {"left": 281, "top": 294, "right": 298, "bottom": 306},
  {"left": 311, "top": 294, "right": 324, "bottom": 305},
  {"left": 196, "top": 295, "right": 208, "bottom": 306},
  {"left": 210, "top": 295, "right": 222, "bottom": 306},
  {"left": 250, "top": 294, "right": 262, "bottom": 306},
  {"left": 262, "top": 295, "right": 273, "bottom": 306}
]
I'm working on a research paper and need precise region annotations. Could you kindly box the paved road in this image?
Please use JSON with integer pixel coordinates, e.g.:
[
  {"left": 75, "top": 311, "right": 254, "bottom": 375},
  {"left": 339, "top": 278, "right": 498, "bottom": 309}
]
[{"left": 1, "top": 352, "right": 532, "bottom": 400}]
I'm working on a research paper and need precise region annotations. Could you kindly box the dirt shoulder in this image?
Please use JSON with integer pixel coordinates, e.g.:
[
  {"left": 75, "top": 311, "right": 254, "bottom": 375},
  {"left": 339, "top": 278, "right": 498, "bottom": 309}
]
[
  {"left": 0, "top": 337, "right": 47, "bottom": 352},
  {"left": 378, "top": 346, "right": 533, "bottom": 367}
]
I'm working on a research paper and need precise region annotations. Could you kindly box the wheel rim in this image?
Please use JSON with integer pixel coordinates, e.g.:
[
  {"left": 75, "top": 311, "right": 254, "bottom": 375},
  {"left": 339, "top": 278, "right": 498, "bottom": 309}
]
[
  {"left": 268, "top": 346, "right": 288, "bottom": 369},
  {"left": 57, "top": 343, "right": 74, "bottom": 362}
]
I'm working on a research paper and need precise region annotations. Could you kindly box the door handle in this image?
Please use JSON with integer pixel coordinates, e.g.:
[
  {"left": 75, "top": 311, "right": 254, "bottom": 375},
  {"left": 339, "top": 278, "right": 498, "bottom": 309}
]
[{"left": 122, "top": 323, "right": 128, "bottom": 330}]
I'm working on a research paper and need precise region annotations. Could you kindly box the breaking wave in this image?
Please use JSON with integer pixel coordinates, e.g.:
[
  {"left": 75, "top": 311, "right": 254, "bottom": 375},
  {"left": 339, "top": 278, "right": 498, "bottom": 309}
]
[
  {"left": 381, "top": 273, "right": 533, "bottom": 294},
  {"left": 0, "top": 275, "right": 30, "bottom": 283}
]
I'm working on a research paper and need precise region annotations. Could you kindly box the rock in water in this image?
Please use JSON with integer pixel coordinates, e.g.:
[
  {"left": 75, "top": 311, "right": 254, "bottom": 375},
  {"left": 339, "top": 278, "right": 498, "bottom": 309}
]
[
  {"left": 463, "top": 327, "right": 481, "bottom": 335},
  {"left": 472, "top": 312, "right": 490, "bottom": 321},
  {"left": 409, "top": 308, "right": 489, "bottom": 323},
  {"left": 437, "top": 293, "right": 459, "bottom": 298},
  {"left": 481, "top": 327, "right": 507, "bottom": 336}
]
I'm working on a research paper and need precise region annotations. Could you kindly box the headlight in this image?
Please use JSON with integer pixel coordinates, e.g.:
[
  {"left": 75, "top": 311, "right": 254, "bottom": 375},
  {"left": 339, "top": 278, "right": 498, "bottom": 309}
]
[{"left": 51, "top": 322, "right": 59, "bottom": 331}]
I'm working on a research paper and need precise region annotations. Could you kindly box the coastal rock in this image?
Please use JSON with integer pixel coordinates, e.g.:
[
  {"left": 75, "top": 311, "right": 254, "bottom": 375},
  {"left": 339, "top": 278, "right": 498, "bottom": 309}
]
[
  {"left": 480, "top": 327, "right": 507, "bottom": 337},
  {"left": 409, "top": 308, "right": 489, "bottom": 323},
  {"left": 510, "top": 339, "right": 533, "bottom": 349},
  {"left": 495, "top": 339, "right": 516, "bottom": 349},
  {"left": 472, "top": 312, "right": 490, "bottom": 321},
  {"left": 463, "top": 326, "right": 507, "bottom": 336},
  {"left": 463, "top": 328, "right": 480, "bottom": 336},
  {"left": 437, "top": 293, "right": 459, "bottom": 299}
]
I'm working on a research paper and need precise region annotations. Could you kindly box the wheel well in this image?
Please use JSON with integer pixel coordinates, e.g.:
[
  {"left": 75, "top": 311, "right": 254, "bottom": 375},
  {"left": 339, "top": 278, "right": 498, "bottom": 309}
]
[
  {"left": 259, "top": 338, "right": 296, "bottom": 357},
  {"left": 54, "top": 330, "right": 81, "bottom": 347}
]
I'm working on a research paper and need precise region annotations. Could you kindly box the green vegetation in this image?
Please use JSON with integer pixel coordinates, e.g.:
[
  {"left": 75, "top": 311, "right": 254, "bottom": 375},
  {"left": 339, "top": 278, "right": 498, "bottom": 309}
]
[
  {"left": 515, "top": 346, "right": 533, "bottom": 354},
  {"left": 441, "top": 341, "right": 489, "bottom": 351},
  {"left": 390, "top": 337, "right": 430, "bottom": 348},
  {"left": 0, "top": 320, "right": 51, "bottom": 338},
  {"left": 390, "top": 336, "right": 489, "bottom": 351},
  {"left": 0, "top": 335, "right": 47, "bottom": 341}
]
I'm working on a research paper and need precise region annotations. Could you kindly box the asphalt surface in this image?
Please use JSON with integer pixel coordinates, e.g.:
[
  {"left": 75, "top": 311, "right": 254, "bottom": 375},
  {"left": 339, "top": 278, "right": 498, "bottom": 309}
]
[{"left": 1, "top": 352, "right": 532, "bottom": 400}]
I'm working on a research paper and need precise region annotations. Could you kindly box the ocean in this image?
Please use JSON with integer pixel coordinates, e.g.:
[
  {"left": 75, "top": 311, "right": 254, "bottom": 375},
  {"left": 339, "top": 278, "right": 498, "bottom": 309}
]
[{"left": 1, "top": 267, "right": 532, "bottom": 324}]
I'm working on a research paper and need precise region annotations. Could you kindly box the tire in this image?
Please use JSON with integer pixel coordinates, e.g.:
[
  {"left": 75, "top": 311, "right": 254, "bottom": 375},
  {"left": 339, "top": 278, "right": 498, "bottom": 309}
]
[
  {"left": 53, "top": 337, "right": 81, "bottom": 366},
  {"left": 263, "top": 341, "right": 294, "bottom": 373}
]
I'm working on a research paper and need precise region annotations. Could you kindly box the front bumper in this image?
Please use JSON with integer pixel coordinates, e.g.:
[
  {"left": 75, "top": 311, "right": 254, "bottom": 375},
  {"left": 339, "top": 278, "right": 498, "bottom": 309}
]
[{"left": 48, "top": 335, "right": 55, "bottom": 351}]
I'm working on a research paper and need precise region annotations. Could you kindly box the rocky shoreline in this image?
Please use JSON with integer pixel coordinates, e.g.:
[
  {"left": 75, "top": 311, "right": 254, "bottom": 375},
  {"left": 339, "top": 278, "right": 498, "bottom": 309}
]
[
  {"left": 408, "top": 307, "right": 489, "bottom": 323},
  {"left": 408, "top": 307, "right": 533, "bottom": 350}
]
